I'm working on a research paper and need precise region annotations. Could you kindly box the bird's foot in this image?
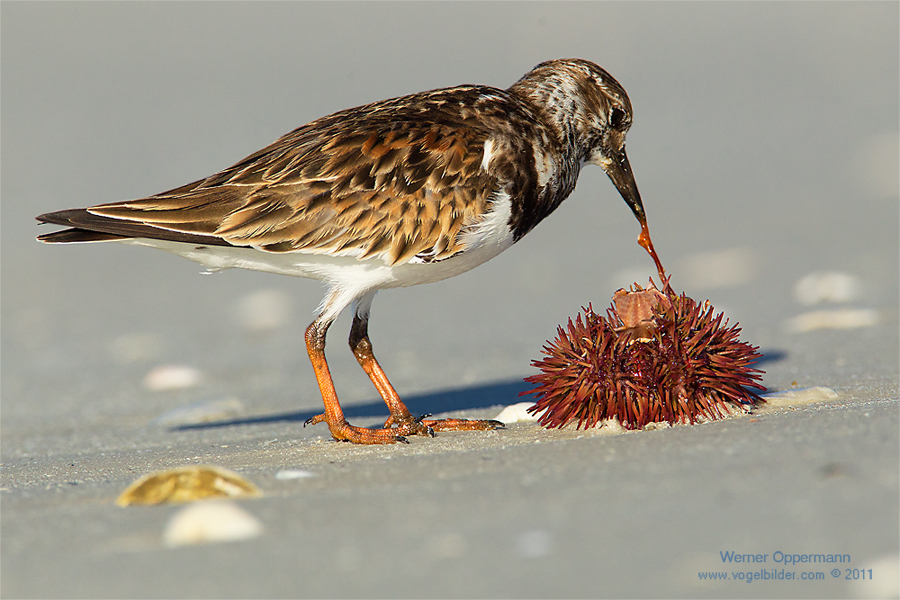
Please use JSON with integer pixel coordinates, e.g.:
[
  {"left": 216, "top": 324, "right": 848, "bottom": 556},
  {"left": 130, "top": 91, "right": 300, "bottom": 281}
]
[
  {"left": 383, "top": 413, "right": 435, "bottom": 437},
  {"left": 304, "top": 414, "right": 408, "bottom": 444},
  {"left": 304, "top": 413, "right": 504, "bottom": 444}
]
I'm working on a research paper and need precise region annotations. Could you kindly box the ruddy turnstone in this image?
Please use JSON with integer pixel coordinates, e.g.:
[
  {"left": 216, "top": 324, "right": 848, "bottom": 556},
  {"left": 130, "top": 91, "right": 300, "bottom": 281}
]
[{"left": 36, "top": 58, "right": 665, "bottom": 444}]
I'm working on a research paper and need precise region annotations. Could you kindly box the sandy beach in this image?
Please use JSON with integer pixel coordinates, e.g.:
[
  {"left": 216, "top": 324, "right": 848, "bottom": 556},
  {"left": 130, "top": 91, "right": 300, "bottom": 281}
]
[{"left": 2, "top": 3, "right": 897, "bottom": 598}]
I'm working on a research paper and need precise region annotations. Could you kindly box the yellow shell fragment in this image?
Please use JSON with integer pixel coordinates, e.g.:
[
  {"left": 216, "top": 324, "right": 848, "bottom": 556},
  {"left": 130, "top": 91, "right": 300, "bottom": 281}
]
[{"left": 116, "top": 465, "right": 261, "bottom": 506}]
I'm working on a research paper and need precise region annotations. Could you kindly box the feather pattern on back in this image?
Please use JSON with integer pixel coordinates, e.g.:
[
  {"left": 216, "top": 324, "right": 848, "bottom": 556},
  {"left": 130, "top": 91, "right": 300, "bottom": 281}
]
[
  {"left": 38, "top": 59, "right": 637, "bottom": 269},
  {"left": 71, "top": 86, "right": 553, "bottom": 266}
]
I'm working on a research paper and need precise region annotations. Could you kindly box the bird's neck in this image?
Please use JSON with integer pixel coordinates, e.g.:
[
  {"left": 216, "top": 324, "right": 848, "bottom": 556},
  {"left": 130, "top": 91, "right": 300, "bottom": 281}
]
[
  {"left": 502, "top": 77, "right": 588, "bottom": 242},
  {"left": 508, "top": 73, "right": 586, "bottom": 153}
]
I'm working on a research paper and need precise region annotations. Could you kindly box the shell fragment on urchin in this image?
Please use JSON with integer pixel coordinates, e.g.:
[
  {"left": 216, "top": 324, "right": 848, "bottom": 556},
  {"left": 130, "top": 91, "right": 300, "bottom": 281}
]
[{"left": 523, "top": 281, "right": 765, "bottom": 430}]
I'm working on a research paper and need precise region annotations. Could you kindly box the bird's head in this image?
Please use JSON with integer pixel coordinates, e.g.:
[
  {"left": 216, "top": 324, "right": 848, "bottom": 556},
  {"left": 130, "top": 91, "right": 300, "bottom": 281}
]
[
  {"left": 511, "top": 58, "right": 646, "bottom": 227},
  {"left": 511, "top": 58, "right": 664, "bottom": 278}
]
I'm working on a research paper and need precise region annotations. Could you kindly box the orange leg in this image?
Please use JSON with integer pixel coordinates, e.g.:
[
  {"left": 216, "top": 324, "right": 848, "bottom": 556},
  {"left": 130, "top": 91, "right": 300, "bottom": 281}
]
[
  {"left": 348, "top": 312, "right": 503, "bottom": 435},
  {"left": 303, "top": 320, "right": 407, "bottom": 444}
]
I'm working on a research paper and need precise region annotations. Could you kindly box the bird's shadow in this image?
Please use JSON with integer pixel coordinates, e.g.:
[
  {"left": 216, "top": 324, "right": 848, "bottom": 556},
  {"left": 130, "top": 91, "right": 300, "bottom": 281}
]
[
  {"left": 173, "top": 349, "right": 787, "bottom": 431},
  {"left": 173, "top": 378, "right": 533, "bottom": 431}
]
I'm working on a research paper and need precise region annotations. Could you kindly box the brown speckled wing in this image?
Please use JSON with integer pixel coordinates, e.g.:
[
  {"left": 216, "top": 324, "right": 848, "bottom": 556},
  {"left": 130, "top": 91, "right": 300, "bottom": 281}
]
[{"left": 87, "top": 88, "right": 503, "bottom": 265}]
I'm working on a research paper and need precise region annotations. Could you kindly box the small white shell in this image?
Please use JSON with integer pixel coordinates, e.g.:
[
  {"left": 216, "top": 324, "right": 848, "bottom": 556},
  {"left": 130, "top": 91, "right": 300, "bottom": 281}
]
[
  {"left": 850, "top": 553, "right": 900, "bottom": 599},
  {"left": 109, "top": 332, "right": 164, "bottom": 364},
  {"left": 493, "top": 402, "right": 539, "bottom": 423},
  {"left": 233, "top": 288, "right": 292, "bottom": 333},
  {"left": 162, "top": 500, "right": 263, "bottom": 547},
  {"left": 274, "top": 469, "right": 317, "bottom": 480},
  {"left": 793, "top": 271, "right": 861, "bottom": 306},
  {"left": 143, "top": 365, "right": 203, "bottom": 391}
]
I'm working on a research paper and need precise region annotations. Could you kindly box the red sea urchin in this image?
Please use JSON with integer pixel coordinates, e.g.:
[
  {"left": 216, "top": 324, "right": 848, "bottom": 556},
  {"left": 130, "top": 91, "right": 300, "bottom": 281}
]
[{"left": 523, "top": 280, "right": 766, "bottom": 430}]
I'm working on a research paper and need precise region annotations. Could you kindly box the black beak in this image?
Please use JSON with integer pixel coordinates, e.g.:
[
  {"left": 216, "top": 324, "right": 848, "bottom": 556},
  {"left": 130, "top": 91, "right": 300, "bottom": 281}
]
[
  {"left": 602, "top": 147, "right": 667, "bottom": 281},
  {"left": 604, "top": 148, "right": 646, "bottom": 226}
]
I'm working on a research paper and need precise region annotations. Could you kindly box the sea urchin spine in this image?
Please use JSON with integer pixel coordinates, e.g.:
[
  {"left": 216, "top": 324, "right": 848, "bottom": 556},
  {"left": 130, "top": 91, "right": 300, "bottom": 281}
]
[{"left": 524, "top": 281, "right": 766, "bottom": 430}]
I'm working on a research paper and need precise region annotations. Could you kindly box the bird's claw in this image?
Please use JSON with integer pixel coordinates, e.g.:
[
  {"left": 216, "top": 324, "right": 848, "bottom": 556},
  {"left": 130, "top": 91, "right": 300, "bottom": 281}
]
[
  {"left": 304, "top": 414, "right": 326, "bottom": 428},
  {"left": 414, "top": 414, "right": 436, "bottom": 437}
]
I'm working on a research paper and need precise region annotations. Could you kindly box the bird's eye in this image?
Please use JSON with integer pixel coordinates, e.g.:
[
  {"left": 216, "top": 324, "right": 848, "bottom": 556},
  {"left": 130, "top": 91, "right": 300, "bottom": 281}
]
[{"left": 610, "top": 107, "right": 627, "bottom": 128}]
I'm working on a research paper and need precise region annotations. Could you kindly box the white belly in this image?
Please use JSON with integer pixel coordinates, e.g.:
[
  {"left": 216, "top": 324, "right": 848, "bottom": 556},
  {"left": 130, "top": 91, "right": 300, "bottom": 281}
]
[{"left": 123, "top": 191, "right": 515, "bottom": 293}]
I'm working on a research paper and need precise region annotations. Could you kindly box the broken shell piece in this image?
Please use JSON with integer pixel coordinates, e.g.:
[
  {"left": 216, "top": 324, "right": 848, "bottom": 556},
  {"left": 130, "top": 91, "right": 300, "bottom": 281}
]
[
  {"left": 785, "top": 309, "right": 878, "bottom": 332},
  {"left": 761, "top": 386, "right": 839, "bottom": 407},
  {"left": 613, "top": 284, "right": 671, "bottom": 326},
  {"left": 116, "top": 465, "right": 261, "bottom": 506},
  {"left": 162, "top": 500, "right": 263, "bottom": 547},
  {"left": 612, "top": 281, "right": 672, "bottom": 342}
]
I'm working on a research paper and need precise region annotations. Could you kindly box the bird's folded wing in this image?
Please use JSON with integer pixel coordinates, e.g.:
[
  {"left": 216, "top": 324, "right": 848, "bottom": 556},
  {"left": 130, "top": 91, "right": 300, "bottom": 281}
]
[{"left": 47, "top": 94, "right": 508, "bottom": 265}]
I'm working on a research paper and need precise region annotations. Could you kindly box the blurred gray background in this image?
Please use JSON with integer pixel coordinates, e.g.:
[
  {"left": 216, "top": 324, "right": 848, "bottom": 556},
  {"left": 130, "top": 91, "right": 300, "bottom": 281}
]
[{"left": 2, "top": 2, "right": 898, "bottom": 598}]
